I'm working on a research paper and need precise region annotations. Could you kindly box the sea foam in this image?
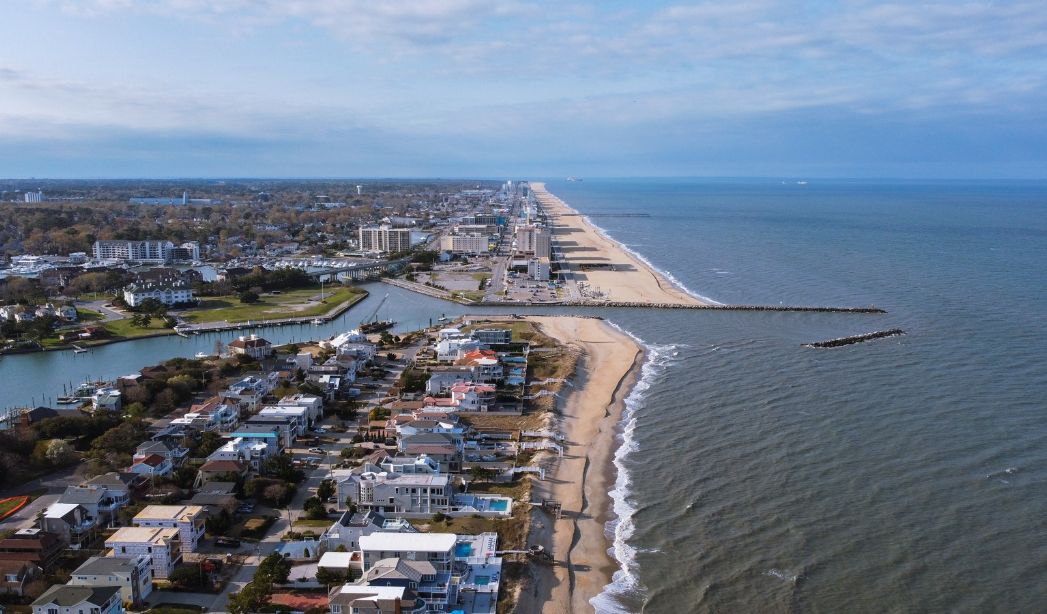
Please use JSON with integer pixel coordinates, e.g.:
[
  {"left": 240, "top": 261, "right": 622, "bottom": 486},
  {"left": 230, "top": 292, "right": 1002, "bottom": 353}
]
[{"left": 591, "top": 323, "right": 679, "bottom": 613}]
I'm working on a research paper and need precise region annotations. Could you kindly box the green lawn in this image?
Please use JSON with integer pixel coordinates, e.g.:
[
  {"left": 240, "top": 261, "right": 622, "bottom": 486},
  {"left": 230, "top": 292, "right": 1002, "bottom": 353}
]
[
  {"left": 179, "top": 287, "right": 366, "bottom": 324},
  {"left": 292, "top": 518, "right": 334, "bottom": 528},
  {"left": 77, "top": 308, "right": 104, "bottom": 321},
  {"left": 104, "top": 317, "right": 176, "bottom": 339}
]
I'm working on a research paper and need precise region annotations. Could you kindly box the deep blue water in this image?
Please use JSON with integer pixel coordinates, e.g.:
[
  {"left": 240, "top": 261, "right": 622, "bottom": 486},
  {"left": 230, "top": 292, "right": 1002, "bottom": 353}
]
[{"left": 544, "top": 178, "right": 1047, "bottom": 613}]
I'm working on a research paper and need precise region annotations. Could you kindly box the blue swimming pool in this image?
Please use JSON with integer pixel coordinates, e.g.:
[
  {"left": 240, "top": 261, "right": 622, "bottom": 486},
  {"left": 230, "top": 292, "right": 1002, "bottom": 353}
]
[
  {"left": 455, "top": 543, "right": 473, "bottom": 557},
  {"left": 489, "top": 499, "right": 509, "bottom": 511},
  {"left": 474, "top": 575, "right": 491, "bottom": 585}
]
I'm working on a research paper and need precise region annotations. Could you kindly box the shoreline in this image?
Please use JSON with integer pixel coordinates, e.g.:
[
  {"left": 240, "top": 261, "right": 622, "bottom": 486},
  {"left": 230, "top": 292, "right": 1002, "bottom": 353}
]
[
  {"left": 530, "top": 182, "right": 711, "bottom": 306},
  {"left": 518, "top": 316, "right": 645, "bottom": 614}
]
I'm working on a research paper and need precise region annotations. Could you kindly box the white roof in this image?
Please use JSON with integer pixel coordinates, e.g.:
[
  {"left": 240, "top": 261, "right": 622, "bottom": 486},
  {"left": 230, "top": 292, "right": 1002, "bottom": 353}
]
[
  {"left": 318, "top": 552, "right": 355, "bottom": 568},
  {"left": 44, "top": 503, "right": 81, "bottom": 518},
  {"left": 360, "top": 531, "right": 455, "bottom": 553},
  {"left": 334, "top": 585, "right": 406, "bottom": 600}
]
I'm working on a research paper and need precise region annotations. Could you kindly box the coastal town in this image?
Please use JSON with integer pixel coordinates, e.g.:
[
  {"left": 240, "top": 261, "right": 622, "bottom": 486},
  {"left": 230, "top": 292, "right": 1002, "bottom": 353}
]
[{"left": 0, "top": 179, "right": 651, "bottom": 614}]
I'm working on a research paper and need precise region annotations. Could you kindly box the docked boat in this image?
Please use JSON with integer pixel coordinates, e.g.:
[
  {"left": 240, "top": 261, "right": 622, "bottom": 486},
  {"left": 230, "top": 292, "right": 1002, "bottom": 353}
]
[
  {"left": 312, "top": 318, "right": 325, "bottom": 325},
  {"left": 359, "top": 319, "right": 394, "bottom": 334},
  {"left": 71, "top": 345, "right": 88, "bottom": 354}
]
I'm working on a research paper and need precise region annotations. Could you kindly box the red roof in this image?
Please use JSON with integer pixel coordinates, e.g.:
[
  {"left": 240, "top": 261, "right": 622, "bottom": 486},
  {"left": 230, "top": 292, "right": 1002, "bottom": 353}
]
[
  {"left": 199, "top": 460, "right": 246, "bottom": 473},
  {"left": 422, "top": 397, "right": 457, "bottom": 407},
  {"left": 270, "top": 592, "right": 329, "bottom": 610},
  {"left": 134, "top": 454, "right": 166, "bottom": 467}
]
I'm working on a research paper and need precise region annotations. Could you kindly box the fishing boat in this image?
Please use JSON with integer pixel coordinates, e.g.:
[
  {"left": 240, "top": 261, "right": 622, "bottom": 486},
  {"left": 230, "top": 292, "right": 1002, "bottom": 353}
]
[{"left": 312, "top": 318, "right": 324, "bottom": 325}]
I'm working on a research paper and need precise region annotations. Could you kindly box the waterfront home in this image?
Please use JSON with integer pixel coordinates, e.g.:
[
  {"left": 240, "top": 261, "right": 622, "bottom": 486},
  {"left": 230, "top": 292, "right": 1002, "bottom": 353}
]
[
  {"left": 321, "top": 510, "right": 416, "bottom": 553},
  {"left": 104, "top": 527, "right": 180, "bottom": 579},
  {"left": 91, "top": 388, "right": 122, "bottom": 413},
  {"left": 59, "top": 305, "right": 78, "bottom": 321},
  {"left": 0, "top": 560, "right": 41, "bottom": 596},
  {"left": 395, "top": 418, "right": 465, "bottom": 440},
  {"left": 328, "top": 584, "right": 425, "bottom": 614},
  {"left": 0, "top": 530, "right": 63, "bottom": 572},
  {"left": 68, "top": 555, "right": 153, "bottom": 606},
  {"left": 358, "top": 532, "right": 458, "bottom": 610},
  {"left": 323, "top": 329, "right": 368, "bottom": 350},
  {"left": 227, "top": 334, "right": 273, "bottom": 359},
  {"left": 131, "top": 505, "right": 206, "bottom": 553},
  {"left": 424, "top": 367, "right": 474, "bottom": 394},
  {"left": 169, "top": 402, "right": 239, "bottom": 431},
  {"left": 336, "top": 471, "right": 452, "bottom": 516},
  {"left": 287, "top": 351, "right": 314, "bottom": 371},
  {"left": 455, "top": 350, "right": 503, "bottom": 383},
  {"left": 435, "top": 336, "right": 483, "bottom": 362},
  {"left": 31, "top": 584, "right": 124, "bottom": 614},
  {"left": 40, "top": 503, "right": 97, "bottom": 549},
  {"left": 471, "top": 328, "right": 512, "bottom": 344},
  {"left": 449, "top": 383, "right": 497, "bottom": 412}
]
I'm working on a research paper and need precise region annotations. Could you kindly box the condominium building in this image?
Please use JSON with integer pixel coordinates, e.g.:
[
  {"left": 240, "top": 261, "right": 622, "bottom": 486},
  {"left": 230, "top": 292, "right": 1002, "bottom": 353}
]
[
  {"left": 515, "top": 224, "right": 550, "bottom": 258},
  {"left": 24, "top": 191, "right": 44, "bottom": 203},
  {"left": 92, "top": 240, "right": 174, "bottom": 262},
  {"left": 68, "top": 555, "right": 153, "bottom": 606},
  {"left": 359, "top": 225, "right": 413, "bottom": 253},
  {"left": 440, "top": 234, "right": 490, "bottom": 255}
]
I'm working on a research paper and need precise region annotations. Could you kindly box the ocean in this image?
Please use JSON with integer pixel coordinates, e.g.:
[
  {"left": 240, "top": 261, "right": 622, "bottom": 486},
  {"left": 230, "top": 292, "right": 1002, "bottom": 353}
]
[{"left": 543, "top": 178, "right": 1047, "bottom": 613}]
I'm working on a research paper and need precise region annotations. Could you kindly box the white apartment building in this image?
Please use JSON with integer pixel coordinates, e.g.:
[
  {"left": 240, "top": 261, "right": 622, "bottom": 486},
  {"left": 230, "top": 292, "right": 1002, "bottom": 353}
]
[
  {"left": 131, "top": 506, "right": 206, "bottom": 553},
  {"left": 122, "top": 282, "right": 194, "bottom": 307},
  {"left": 528, "top": 257, "right": 551, "bottom": 281},
  {"left": 24, "top": 191, "right": 44, "bottom": 203},
  {"left": 105, "top": 527, "right": 180, "bottom": 579},
  {"left": 515, "top": 224, "right": 551, "bottom": 258},
  {"left": 359, "top": 225, "right": 413, "bottom": 253},
  {"left": 92, "top": 240, "right": 174, "bottom": 262},
  {"left": 440, "top": 233, "right": 490, "bottom": 255}
]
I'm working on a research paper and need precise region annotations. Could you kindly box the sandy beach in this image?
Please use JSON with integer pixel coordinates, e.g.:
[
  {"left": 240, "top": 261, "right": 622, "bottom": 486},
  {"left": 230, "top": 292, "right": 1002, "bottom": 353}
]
[
  {"left": 531, "top": 182, "right": 710, "bottom": 305},
  {"left": 516, "top": 316, "right": 644, "bottom": 614}
]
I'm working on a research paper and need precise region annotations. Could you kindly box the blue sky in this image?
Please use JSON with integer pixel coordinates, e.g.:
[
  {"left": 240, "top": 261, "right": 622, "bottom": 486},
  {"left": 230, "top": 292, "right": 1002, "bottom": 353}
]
[{"left": 2, "top": 0, "right": 1046, "bottom": 178}]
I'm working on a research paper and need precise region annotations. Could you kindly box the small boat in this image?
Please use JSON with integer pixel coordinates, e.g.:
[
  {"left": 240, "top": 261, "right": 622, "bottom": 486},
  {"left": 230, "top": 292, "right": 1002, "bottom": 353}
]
[
  {"left": 195, "top": 352, "right": 210, "bottom": 359},
  {"left": 71, "top": 345, "right": 88, "bottom": 354},
  {"left": 437, "top": 314, "right": 448, "bottom": 322},
  {"left": 312, "top": 318, "right": 324, "bottom": 325},
  {"left": 56, "top": 396, "right": 78, "bottom": 405}
]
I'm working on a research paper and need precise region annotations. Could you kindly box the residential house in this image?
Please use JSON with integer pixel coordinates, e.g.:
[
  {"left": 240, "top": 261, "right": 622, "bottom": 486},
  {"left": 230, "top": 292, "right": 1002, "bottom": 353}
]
[
  {"left": 424, "top": 367, "right": 474, "bottom": 394},
  {"left": 133, "top": 440, "right": 189, "bottom": 469},
  {"left": 358, "top": 532, "right": 458, "bottom": 611},
  {"left": 449, "top": 383, "right": 497, "bottom": 412},
  {"left": 471, "top": 328, "right": 512, "bottom": 344},
  {"left": 328, "top": 585, "right": 425, "bottom": 614},
  {"left": 31, "top": 585, "right": 124, "bottom": 614},
  {"left": 336, "top": 471, "right": 452, "bottom": 516},
  {"left": 126, "top": 454, "right": 171, "bottom": 478},
  {"left": 227, "top": 335, "right": 273, "bottom": 360},
  {"left": 277, "top": 393, "right": 324, "bottom": 421},
  {"left": 40, "top": 503, "right": 98, "bottom": 549},
  {"left": 131, "top": 506, "right": 206, "bottom": 553},
  {"left": 257, "top": 406, "right": 311, "bottom": 435},
  {"left": 196, "top": 459, "right": 250, "bottom": 485},
  {"left": 68, "top": 556, "right": 153, "bottom": 606},
  {"left": 321, "top": 511, "right": 416, "bottom": 553},
  {"left": 243, "top": 416, "right": 297, "bottom": 448},
  {"left": 105, "top": 527, "right": 180, "bottom": 579},
  {"left": 0, "top": 530, "right": 64, "bottom": 572},
  {"left": 91, "top": 388, "right": 122, "bottom": 413},
  {"left": 0, "top": 560, "right": 40, "bottom": 596},
  {"left": 455, "top": 350, "right": 503, "bottom": 383},
  {"left": 57, "top": 484, "right": 127, "bottom": 528},
  {"left": 208, "top": 433, "right": 279, "bottom": 471}
]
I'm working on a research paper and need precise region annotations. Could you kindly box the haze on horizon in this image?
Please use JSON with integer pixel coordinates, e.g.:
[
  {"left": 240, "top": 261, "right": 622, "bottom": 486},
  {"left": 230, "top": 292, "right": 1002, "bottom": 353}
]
[{"left": 2, "top": 0, "right": 1046, "bottom": 179}]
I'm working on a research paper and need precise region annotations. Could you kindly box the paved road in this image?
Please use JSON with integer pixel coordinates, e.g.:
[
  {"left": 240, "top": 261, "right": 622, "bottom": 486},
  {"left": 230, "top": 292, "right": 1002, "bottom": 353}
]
[
  {"left": 0, "top": 463, "right": 89, "bottom": 531},
  {"left": 76, "top": 299, "right": 126, "bottom": 322}
]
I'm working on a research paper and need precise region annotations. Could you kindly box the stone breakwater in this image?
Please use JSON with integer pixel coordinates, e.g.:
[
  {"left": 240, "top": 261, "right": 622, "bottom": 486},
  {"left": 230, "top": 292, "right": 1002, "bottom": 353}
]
[
  {"left": 480, "top": 300, "right": 888, "bottom": 314},
  {"left": 803, "top": 328, "right": 906, "bottom": 348}
]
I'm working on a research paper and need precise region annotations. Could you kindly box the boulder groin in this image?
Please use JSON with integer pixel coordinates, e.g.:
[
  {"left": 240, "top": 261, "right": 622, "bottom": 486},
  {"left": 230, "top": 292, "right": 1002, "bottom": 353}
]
[{"left": 803, "top": 328, "right": 905, "bottom": 348}]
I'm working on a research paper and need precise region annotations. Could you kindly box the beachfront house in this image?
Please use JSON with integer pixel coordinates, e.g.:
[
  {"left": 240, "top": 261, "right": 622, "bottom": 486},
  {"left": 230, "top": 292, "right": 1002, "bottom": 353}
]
[{"left": 358, "top": 532, "right": 458, "bottom": 611}]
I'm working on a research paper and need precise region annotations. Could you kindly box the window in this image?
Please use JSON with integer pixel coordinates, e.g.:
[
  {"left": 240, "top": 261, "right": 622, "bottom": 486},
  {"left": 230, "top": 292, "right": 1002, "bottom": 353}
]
[{"left": 47, "top": 609, "right": 58, "bottom": 614}]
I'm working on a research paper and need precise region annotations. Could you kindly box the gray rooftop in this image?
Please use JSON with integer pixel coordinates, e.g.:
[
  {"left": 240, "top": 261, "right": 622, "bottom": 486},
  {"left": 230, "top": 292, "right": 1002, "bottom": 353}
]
[{"left": 32, "top": 585, "right": 120, "bottom": 608}]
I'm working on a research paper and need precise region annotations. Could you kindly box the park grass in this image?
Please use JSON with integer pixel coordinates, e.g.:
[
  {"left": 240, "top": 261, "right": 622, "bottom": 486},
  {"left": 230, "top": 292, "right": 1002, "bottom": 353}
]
[{"left": 179, "top": 286, "right": 365, "bottom": 324}]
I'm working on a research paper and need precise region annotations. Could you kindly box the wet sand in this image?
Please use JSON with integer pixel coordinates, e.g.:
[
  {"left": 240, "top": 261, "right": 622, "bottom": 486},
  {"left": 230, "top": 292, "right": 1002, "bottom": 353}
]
[
  {"left": 516, "top": 316, "right": 644, "bottom": 614},
  {"left": 531, "top": 182, "right": 709, "bottom": 305}
]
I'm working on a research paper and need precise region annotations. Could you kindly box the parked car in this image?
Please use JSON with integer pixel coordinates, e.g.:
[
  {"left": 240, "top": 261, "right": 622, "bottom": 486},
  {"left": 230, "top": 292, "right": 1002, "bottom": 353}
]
[
  {"left": 237, "top": 503, "right": 255, "bottom": 514},
  {"left": 214, "top": 537, "right": 241, "bottom": 548},
  {"left": 308, "top": 447, "right": 325, "bottom": 454}
]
